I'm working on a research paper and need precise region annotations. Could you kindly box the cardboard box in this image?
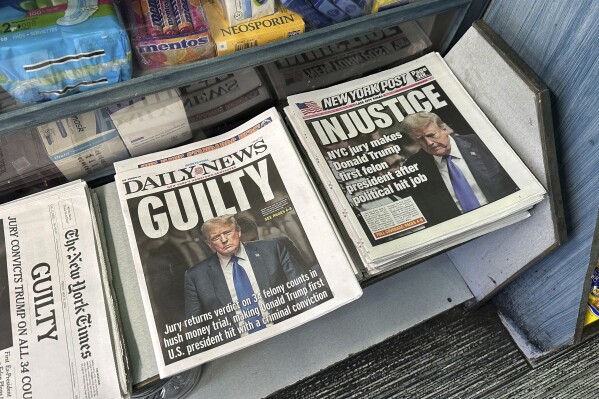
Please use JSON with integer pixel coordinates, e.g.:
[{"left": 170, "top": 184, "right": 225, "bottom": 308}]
[{"left": 204, "top": 0, "right": 304, "bottom": 55}]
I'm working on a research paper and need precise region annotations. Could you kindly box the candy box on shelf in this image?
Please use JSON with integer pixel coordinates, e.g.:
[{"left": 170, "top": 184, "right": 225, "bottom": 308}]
[
  {"left": 0, "top": 0, "right": 132, "bottom": 103},
  {"left": 124, "top": 0, "right": 216, "bottom": 70}
]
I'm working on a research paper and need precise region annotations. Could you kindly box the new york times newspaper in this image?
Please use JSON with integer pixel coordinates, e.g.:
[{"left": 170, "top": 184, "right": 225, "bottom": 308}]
[
  {"left": 286, "top": 53, "right": 546, "bottom": 273},
  {"left": 114, "top": 108, "right": 361, "bottom": 378},
  {"left": 0, "top": 181, "right": 123, "bottom": 399}
]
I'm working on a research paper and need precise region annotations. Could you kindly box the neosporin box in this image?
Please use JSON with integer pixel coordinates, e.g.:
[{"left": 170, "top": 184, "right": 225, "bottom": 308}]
[{"left": 203, "top": 0, "right": 304, "bottom": 56}]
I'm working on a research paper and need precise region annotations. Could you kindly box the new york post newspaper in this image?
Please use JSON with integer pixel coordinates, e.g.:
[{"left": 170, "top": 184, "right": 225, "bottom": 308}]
[{"left": 286, "top": 52, "right": 546, "bottom": 274}]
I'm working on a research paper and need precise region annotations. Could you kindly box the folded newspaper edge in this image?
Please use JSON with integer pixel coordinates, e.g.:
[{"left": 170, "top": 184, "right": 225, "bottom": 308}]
[
  {"left": 93, "top": 182, "right": 160, "bottom": 385},
  {"left": 285, "top": 52, "right": 546, "bottom": 275},
  {"left": 90, "top": 191, "right": 132, "bottom": 395},
  {"left": 0, "top": 180, "right": 130, "bottom": 398},
  {"left": 113, "top": 108, "right": 363, "bottom": 378}
]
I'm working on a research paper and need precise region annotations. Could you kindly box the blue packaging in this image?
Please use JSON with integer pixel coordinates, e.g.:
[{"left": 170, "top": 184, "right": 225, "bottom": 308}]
[
  {"left": 279, "top": 0, "right": 334, "bottom": 29},
  {"left": 309, "top": 0, "right": 350, "bottom": 23},
  {"left": 330, "top": 0, "right": 363, "bottom": 18},
  {"left": 0, "top": 0, "right": 132, "bottom": 103}
]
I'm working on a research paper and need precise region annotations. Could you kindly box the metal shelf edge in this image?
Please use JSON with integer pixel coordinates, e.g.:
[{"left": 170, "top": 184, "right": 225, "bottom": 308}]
[{"left": 0, "top": 0, "right": 469, "bottom": 135}]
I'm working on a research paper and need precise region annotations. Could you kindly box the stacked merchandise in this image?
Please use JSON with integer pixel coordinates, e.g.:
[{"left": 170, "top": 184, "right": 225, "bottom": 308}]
[
  {"left": 285, "top": 53, "right": 547, "bottom": 276},
  {"left": 36, "top": 108, "right": 132, "bottom": 181},
  {"left": 0, "top": 0, "right": 132, "bottom": 103},
  {"left": 122, "top": 0, "right": 216, "bottom": 69},
  {"left": 278, "top": 0, "right": 356, "bottom": 29},
  {"left": 34, "top": 89, "right": 191, "bottom": 180},
  {"left": 0, "top": 180, "right": 130, "bottom": 398},
  {"left": 203, "top": 0, "right": 305, "bottom": 55},
  {"left": 279, "top": 0, "right": 418, "bottom": 29},
  {"left": 0, "top": 89, "right": 192, "bottom": 203},
  {"left": 207, "top": 0, "right": 417, "bottom": 34},
  {"left": 0, "top": 51, "right": 554, "bottom": 392}
]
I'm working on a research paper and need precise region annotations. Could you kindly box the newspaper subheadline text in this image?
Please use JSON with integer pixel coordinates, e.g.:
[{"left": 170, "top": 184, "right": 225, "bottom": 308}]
[
  {"left": 326, "top": 138, "right": 426, "bottom": 206},
  {"left": 161, "top": 269, "right": 329, "bottom": 359}
]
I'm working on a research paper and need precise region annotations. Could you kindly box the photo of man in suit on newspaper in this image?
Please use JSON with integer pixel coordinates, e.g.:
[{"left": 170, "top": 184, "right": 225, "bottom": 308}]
[
  {"left": 184, "top": 214, "right": 322, "bottom": 351},
  {"left": 401, "top": 112, "right": 519, "bottom": 227}
]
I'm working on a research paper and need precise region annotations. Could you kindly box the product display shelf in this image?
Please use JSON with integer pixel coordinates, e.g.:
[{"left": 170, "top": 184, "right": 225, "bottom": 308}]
[{"left": 0, "top": 0, "right": 478, "bottom": 136}]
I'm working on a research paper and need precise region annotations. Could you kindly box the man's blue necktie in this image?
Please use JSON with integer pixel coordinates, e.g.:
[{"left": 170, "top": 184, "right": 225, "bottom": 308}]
[
  {"left": 231, "top": 256, "right": 265, "bottom": 333},
  {"left": 444, "top": 155, "right": 480, "bottom": 212}
]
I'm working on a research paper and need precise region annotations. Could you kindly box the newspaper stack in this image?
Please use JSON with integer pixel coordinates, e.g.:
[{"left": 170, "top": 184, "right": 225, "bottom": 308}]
[
  {"left": 113, "top": 108, "right": 362, "bottom": 378},
  {"left": 285, "top": 52, "right": 546, "bottom": 276},
  {"left": 0, "top": 181, "right": 130, "bottom": 398}
]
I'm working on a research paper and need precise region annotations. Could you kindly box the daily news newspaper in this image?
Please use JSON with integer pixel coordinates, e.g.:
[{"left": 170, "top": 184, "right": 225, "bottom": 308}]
[
  {"left": 0, "top": 181, "right": 123, "bottom": 399},
  {"left": 286, "top": 52, "right": 546, "bottom": 272},
  {"left": 114, "top": 108, "right": 362, "bottom": 378}
]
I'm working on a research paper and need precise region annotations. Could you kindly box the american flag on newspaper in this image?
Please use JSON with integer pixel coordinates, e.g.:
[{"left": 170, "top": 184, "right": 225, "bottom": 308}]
[{"left": 296, "top": 101, "right": 322, "bottom": 116}]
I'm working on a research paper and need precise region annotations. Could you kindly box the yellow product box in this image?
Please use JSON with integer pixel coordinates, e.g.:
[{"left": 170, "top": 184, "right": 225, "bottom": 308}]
[
  {"left": 203, "top": 0, "right": 304, "bottom": 55},
  {"left": 584, "top": 264, "right": 599, "bottom": 326},
  {"left": 371, "top": 0, "right": 414, "bottom": 13}
]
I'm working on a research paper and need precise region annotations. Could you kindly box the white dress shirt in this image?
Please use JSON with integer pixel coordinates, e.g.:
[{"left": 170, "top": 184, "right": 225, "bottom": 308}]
[
  {"left": 216, "top": 243, "right": 271, "bottom": 334},
  {"left": 433, "top": 136, "right": 488, "bottom": 212}
]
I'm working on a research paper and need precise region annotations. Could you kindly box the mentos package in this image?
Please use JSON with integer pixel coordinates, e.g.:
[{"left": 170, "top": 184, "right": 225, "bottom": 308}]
[
  {"left": 0, "top": 0, "right": 132, "bottom": 103},
  {"left": 124, "top": 0, "right": 215, "bottom": 70}
]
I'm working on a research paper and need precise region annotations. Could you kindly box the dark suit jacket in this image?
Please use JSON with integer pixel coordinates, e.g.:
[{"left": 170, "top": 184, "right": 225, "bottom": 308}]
[
  {"left": 402, "top": 134, "right": 519, "bottom": 227},
  {"left": 146, "top": 240, "right": 188, "bottom": 325},
  {"left": 184, "top": 239, "right": 305, "bottom": 348}
]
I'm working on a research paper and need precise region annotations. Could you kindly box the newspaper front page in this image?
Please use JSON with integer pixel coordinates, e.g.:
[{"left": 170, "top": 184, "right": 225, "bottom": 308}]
[
  {"left": 0, "top": 181, "right": 124, "bottom": 398},
  {"left": 114, "top": 108, "right": 362, "bottom": 378},
  {"left": 286, "top": 52, "right": 546, "bottom": 272}
]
